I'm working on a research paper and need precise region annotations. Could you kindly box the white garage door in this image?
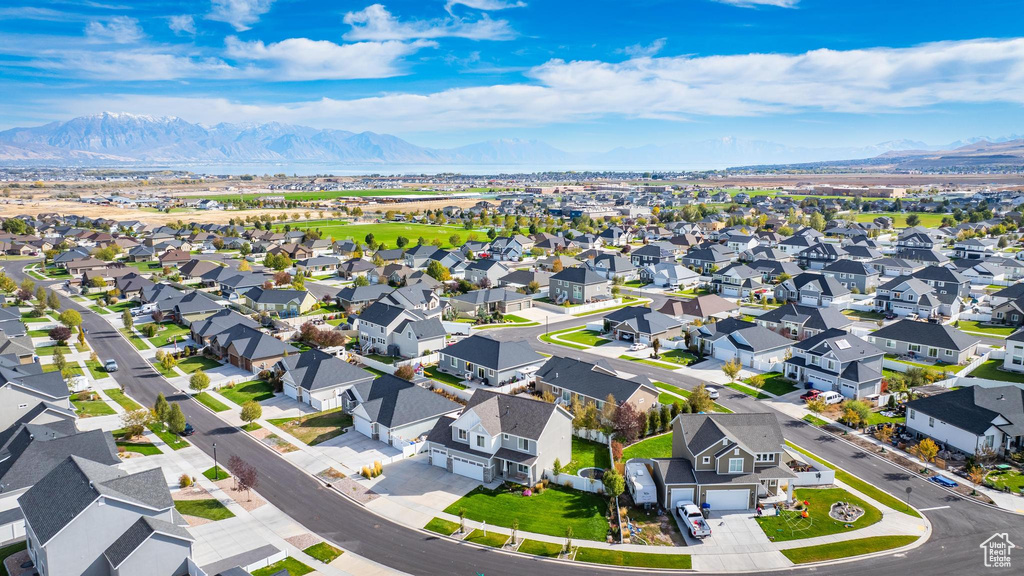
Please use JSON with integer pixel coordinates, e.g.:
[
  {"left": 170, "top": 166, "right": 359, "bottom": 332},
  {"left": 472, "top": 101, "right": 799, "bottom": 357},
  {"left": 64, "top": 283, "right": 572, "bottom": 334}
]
[
  {"left": 431, "top": 449, "right": 447, "bottom": 469},
  {"left": 669, "top": 487, "right": 695, "bottom": 509},
  {"left": 354, "top": 416, "right": 373, "bottom": 438},
  {"left": 705, "top": 489, "right": 749, "bottom": 511},
  {"left": 452, "top": 457, "right": 484, "bottom": 481}
]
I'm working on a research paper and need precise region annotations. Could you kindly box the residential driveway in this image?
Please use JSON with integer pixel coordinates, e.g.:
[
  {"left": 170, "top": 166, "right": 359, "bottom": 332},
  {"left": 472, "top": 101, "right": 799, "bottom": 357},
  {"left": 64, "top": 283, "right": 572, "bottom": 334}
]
[
  {"left": 679, "top": 509, "right": 771, "bottom": 550},
  {"left": 257, "top": 394, "right": 318, "bottom": 419},
  {"left": 316, "top": 429, "right": 401, "bottom": 471},
  {"left": 205, "top": 363, "right": 253, "bottom": 386},
  {"left": 365, "top": 455, "right": 481, "bottom": 513}
]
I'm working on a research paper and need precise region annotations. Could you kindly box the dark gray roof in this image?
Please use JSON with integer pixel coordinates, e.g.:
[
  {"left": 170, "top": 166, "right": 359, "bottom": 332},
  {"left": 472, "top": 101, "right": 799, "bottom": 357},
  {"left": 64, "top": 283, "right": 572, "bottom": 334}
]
[
  {"left": 243, "top": 287, "right": 310, "bottom": 305},
  {"left": 352, "top": 375, "right": 461, "bottom": 428},
  {"left": 757, "top": 303, "right": 852, "bottom": 333},
  {"left": 907, "top": 386, "right": 1024, "bottom": 436},
  {"left": 190, "top": 309, "right": 259, "bottom": 340},
  {"left": 104, "top": 516, "right": 193, "bottom": 569},
  {"left": 795, "top": 329, "right": 883, "bottom": 362},
  {"left": 463, "top": 389, "right": 567, "bottom": 440},
  {"left": 870, "top": 319, "right": 981, "bottom": 352},
  {"left": 550, "top": 267, "right": 607, "bottom": 285},
  {"left": 451, "top": 288, "right": 530, "bottom": 307},
  {"left": 441, "top": 335, "right": 544, "bottom": 370},
  {"left": 222, "top": 325, "right": 297, "bottom": 361},
  {"left": 606, "top": 306, "right": 682, "bottom": 336},
  {"left": 536, "top": 356, "right": 652, "bottom": 405},
  {"left": 499, "top": 269, "right": 551, "bottom": 287},
  {"left": 676, "top": 413, "right": 786, "bottom": 457},
  {"left": 652, "top": 457, "right": 696, "bottom": 485},
  {"left": 336, "top": 283, "right": 393, "bottom": 303},
  {"left": 357, "top": 301, "right": 415, "bottom": 327},
  {"left": 0, "top": 427, "right": 119, "bottom": 492},
  {"left": 7, "top": 369, "right": 69, "bottom": 400},
  {"left": 396, "top": 317, "right": 447, "bottom": 340},
  {"left": 277, "top": 349, "right": 374, "bottom": 392}
]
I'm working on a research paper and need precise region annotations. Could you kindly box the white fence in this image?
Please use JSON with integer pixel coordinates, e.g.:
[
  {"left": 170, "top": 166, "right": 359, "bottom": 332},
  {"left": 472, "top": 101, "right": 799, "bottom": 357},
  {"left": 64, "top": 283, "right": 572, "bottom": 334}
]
[
  {"left": 533, "top": 297, "right": 624, "bottom": 316},
  {"left": 353, "top": 354, "right": 398, "bottom": 375},
  {"left": 790, "top": 468, "right": 837, "bottom": 487},
  {"left": 574, "top": 428, "right": 611, "bottom": 444},
  {"left": 242, "top": 549, "right": 288, "bottom": 574},
  {"left": 425, "top": 380, "right": 473, "bottom": 401},
  {"left": 443, "top": 320, "right": 472, "bottom": 335},
  {"left": 544, "top": 470, "right": 606, "bottom": 494}
]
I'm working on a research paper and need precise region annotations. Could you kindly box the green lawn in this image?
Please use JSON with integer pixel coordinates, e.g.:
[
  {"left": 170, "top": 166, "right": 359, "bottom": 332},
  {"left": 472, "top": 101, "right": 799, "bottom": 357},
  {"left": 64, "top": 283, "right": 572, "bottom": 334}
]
[
  {"left": 117, "top": 441, "right": 161, "bottom": 456},
  {"left": 969, "top": 359, "right": 1024, "bottom": 384},
  {"left": 986, "top": 468, "right": 1024, "bottom": 492},
  {"left": 672, "top": 287, "right": 712, "bottom": 297},
  {"left": 195, "top": 392, "right": 230, "bottom": 412},
  {"left": 35, "top": 344, "right": 71, "bottom": 356},
  {"left": 71, "top": 392, "right": 116, "bottom": 418},
  {"left": 242, "top": 422, "right": 263, "bottom": 432},
  {"left": 564, "top": 437, "right": 612, "bottom": 475},
  {"left": 103, "top": 388, "right": 142, "bottom": 411},
  {"left": 308, "top": 222, "right": 468, "bottom": 250},
  {"left": 119, "top": 327, "right": 148, "bottom": 350},
  {"left": 424, "top": 517, "right": 460, "bottom": 536},
  {"left": 177, "top": 356, "right": 221, "bottom": 374},
  {"left": 174, "top": 499, "right": 235, "bottom": 521},
  {"left": 755, "top": 488, "right": 880, "bottom": 542},
  {"left": 203, "top": 465, "right": 232, "bottom": 481},
  {"left": 853, "top": 212, "right": 947, "bottom": 228},
  {"left": 220, "top": 380, "right": 275, "bottom": 405},
  {"left": 464, "top": 529, "right": 509, "bottom": 548},
  {"left": 148, "top": 422, "right": 190, "bottom": 451},
  {"left": 517, "top": 539, "right": 563, "bottom": 557},
  {"left": 622, "top": 433, "right": 673, "bottom": 460},
  {"left": 268, "top": 407, "right": 352, "bottom": 445},
  {"left": 0, "top": 540, "right": 28, "bottom": 576},
  {"left": 444, "top": 484, "right": 608, "bottom": 541},
  {"left": 559, "top": 329, "right": 611, "bottom": 347},
  {"left": 957, "top": 320, "right": 1016, "bottom": 338},
  {"left": 143, "top": 322, "right": 191, "bottom": 347},
  {"left": 842, "top": 309, "right": 886, "bottom": 321},
  {"left": 574, "top": 548, "right": 691, "bottom": 569},
  {"left": 865, "top": 410, "right": 905, "bottom": 425},
  {"left": 726, "top": 382, "right": 770, "bottom": 399},
  {"left": 364, "top": 353, "right": 396, "bottom": 364},
  {"left": 785, "top": 442, "right": 921, "bottom": 518},
  {"left": 303, "top": 542, "right": 343, "bottom": 563},
  {"left": 252, "top": 557, "right": 313, "bottom": 576},
  {"left": 885, "top": 354, "right": 964, "bottom": 374},
  {"left": 27, "top": 329, "right": 51, "bottom": 337},
  {"left": 623, "top": 355, "right": 685, "bottom": 371},
  {"left": 539, "top": 326, "right": 589, "bottom": 350},
  {"left": 43, "top": 363, "right": 84, "bottom": 377},
  {"left": 782, "top": 535, "right": 919, "bottom": 564},
  {"left": 802, "top": 414, "right": 829, "bottom": 427},
  {"left": 657, "top": 349, "right": 699, "bottom": 366},
  {"left": 750, "top": 372, "right": 799, "bottom": 396},
  {"left": 655, "top": 382, "right": 732, "bottom": 413},
  {"left": 424, "top": 366, "right": 467, "bottom": 389}
]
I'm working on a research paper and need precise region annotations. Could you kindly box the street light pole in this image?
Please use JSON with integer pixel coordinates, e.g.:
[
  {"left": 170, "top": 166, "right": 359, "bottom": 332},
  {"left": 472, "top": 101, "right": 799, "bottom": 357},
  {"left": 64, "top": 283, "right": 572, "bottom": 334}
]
[{"left": 213, "top": 442, "right": 218, "bottom": 481}]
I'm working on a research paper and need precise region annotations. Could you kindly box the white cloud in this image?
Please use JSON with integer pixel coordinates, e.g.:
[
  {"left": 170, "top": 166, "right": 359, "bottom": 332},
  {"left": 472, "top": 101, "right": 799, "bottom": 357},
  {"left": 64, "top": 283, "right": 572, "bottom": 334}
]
[
  {"left": 85, "top": 16, "right": 143, "bottom": 44},
  {"left": 169, "top": 15, "right": 197, "bottom": 36},
  {"left": 207, "top": 0, "right": 275, "bottom": 32},
  {"left": 444, "top": 0, "right": 526, "bottom": 15},
  {"left": 344, "top": 4, "right": 516, "bottom": 41},
  {"left": 34, "top": 51, "right": 234, "bottom": 81},
  {"left": 223, "top": 36, "right": 435, "bottom": 80},
  {"left": 712, "top": 0, "right": 799, "bottom": 7},
  {"left": 619, "top": 38, "right": 666, "bottom": 58}
]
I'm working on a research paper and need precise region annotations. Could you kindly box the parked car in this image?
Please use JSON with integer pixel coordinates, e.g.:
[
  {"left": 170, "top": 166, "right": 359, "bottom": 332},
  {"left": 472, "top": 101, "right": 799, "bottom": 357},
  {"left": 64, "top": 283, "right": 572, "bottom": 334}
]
[
  {"left": 884, "top": 312, "right": 896, "bottom": 320},
  {"left": 800, "top": 389, "right": 821, "bottom": 402},
  {"left": 676, "top": 501, "right": 712, "bottom": 539},
  {"left": 130, "top": 303, "right": 157, "bottom": 316},
  {"left": 705, "top": 387, "right": 720, "bottom": 399},
  {"left": 819, "top": 391, "right": 844, "bottom": 405},
  {"left": 104, "top": 359, "right": 118, "bottom": 373},
  {"left": 180, "top": 423, "right": 195, "bottom": 437},
  {"left": 629, "top": 342, "right": 648, "bottom": 351}
]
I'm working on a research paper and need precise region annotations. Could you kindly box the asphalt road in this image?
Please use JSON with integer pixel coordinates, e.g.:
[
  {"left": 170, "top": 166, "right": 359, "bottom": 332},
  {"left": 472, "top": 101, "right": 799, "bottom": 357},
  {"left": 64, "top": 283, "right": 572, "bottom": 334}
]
[{"left": 10, "top": 261, "right": 1021, "bottom": 576}]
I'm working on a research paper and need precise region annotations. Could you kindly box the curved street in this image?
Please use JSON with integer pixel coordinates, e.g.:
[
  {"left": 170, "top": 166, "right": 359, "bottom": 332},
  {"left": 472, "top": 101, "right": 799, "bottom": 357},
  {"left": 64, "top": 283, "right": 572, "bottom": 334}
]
[{"left": 9, "top": 260, "right": 1021, "bottom": 576}]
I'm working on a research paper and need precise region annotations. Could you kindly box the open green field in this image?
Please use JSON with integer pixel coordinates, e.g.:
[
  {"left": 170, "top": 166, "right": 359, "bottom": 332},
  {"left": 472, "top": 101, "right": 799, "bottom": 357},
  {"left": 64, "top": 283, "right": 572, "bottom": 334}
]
[
  {"left": 282, "top": 221, "right": 469, "bottom": 249},
  {"left": 174, "top": 499, "right": 235, "bottom": 521},
  {"left": 204, "top": 189, "right": 443, "bottom": 202},
  {"left": 444, "top": 484, "right": 608, "bottom": 541},
  {"left": 853, "top": 212, "right": 947, "bottom": 228}
]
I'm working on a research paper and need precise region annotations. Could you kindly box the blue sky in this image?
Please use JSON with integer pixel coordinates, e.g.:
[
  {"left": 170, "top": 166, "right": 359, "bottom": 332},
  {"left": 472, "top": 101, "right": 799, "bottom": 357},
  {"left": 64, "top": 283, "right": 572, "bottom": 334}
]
[{"left": 1, "top": 0, "right": 1023, "bottom": 152}]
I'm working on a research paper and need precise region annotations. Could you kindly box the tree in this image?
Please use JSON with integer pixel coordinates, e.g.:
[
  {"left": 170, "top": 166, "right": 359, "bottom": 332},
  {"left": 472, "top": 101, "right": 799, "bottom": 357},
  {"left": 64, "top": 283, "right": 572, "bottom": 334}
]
[
  {"left": 353, "top": 275, "right": 370, "bottom": 287},
  {"left": 721, "top": 358, "right": 741, "bottom": 382},
  {"left": 613, "top": 402, "right": 644, "bottom": 443},
  {"left": 966, "top": 462, "right": 986, "bottom": 487},
  {"left": 660, "top": 404, "right": 672, "bottom": 431},
  {"left": 396, "top": 236, "right": 409, "bottom": 248},
  {"left": 689, "top": 384, "right": 713, "bottom": 414},
  {"left": 159, "top": 350, "right": 178, "bottom": 373},
  {"left": 53, "top": 346, "right": 67, "bottom": 373},
  {"left": 652, "top": 337, "right": 661, "bottom": 359},
  {"left": 648, "top": 407, "right": 661, "bottom": 435},
  {"left": 551, "top": 258, "right": 564, "bottom": 272},
  {"left": 35, "top": 285, "right": 46, "bottom": 304},
  {"left": 905, "top": 214, "right": 921, "bottom": 227},
  {"left": 48, "top": 325, "right": 71, "bottom": 345},
  {"left": 122, "top": 308, "right": 134, "bottom": 331},
  {"left": 449, "top": 234, "right": 462, "bottom": 247},
  {"left": 241, "top": 400, "right": 262, "bottom": 425},
  {"left": 274, "top": 271, "right": 292, "bottom": 286},
  {"left": 564, "top": 526, "right": 574, "bottom": 554},
  {"left": 120, "top": 408, "right": 153, "bottom": 440},
  {"left": 230, "top": 455, "right": 259, "bottom": 501},
  {"left": 841, "top": 399, "right": 871, "bottom": 429},
  {"left": 916, "top": 437, "right": 939, "bottom": 472},
  {"left": 59, "top": 309, "right": 82, "bottom": 330},
  {"left": 238, "top": 259, "right": 252, "bottom": 272},
  {"left": 806, "top": 396, "right": 826, "bottom": 414},
  {"left": 189, "top": 370, "right": 210, "bottom": 394},
  {"left": 747, "top": 374, "right": 765, "bottom": 390},
  {"left": 394, "top": 364, "right": 416, "bottom": 381},
  {"left": 166, "top": 403, "right": 186, "bottom": 434},
  {"left": 602, "top": 469, "right": 625, "bottom": 499},
  {"left": 154, "top": 393, "right": 170, "bottom": 422},
  {"left": 600, "top": 393, "right": 617, "bottom": 426},
  {"left": 426, "top": 260, "right": 451, "bottom": 281}
]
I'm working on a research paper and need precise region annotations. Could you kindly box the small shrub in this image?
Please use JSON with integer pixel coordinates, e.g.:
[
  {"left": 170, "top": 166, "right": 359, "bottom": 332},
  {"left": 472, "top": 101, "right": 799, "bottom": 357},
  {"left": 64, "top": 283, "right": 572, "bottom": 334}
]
[
  {"left": 179, "top": 474, "right": 192, "bottom": 488},
  {"left": 563, "top": 480, "right": 572, "bottom": 488},
  {"left": 362, "top": 466, "right": 372, "bottom": 479},
  {"left": 373, "top": 461, "right": 383, "bottom": 477},
  {"left": 542, "top": 478, "right": 550, "bottom": 488}
]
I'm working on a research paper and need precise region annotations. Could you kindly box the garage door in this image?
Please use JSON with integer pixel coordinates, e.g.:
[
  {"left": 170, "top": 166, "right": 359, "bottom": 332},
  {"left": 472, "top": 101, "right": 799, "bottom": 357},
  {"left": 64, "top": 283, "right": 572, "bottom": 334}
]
[
  {"left": 431, "top": 449, "right": 448, "bottom": 469},
  {"left": 705, "top": 489, "right": 749, "bottom": 511},
  {"left": 354, "top": 416, "right": 373, "bottom": 438},
  {"left": 452, "top": 457, "right": 484, "bottom": 481},
  {"left": 669, "top": 487, "right": 695, "bottom": 509}
]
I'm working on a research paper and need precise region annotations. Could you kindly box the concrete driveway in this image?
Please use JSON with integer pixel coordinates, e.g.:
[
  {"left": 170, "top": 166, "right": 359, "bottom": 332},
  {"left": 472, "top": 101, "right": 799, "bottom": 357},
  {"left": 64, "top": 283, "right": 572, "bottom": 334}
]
[
  {"left": 315, "top": 429, "right": 401, "bottom": 471},
  {"left": 678, "top": 509, "right": 771, "bottom": 549},
  {"left": 364, "top": 455, "right": 482, "bottom": 516}
]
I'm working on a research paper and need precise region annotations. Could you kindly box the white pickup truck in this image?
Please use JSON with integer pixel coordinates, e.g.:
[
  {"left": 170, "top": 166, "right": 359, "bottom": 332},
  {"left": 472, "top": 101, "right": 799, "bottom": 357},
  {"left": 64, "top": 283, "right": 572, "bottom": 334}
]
[
  {"left": 130, "top": 303, "right": 158, "bottom": 316},
  {"left": 676, "top": 501, "right": 712, "bottom": 539}
]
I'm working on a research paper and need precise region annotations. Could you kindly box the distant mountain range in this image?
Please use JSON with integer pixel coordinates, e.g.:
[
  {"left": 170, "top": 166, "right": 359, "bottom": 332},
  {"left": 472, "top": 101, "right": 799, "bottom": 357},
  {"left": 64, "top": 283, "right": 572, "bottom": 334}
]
[
  {"left": 735, "top": 138, "right": 1024, "bottom": 171},
  {"left": 0, "top": 112, "right": 1020, "bottom": 171}
]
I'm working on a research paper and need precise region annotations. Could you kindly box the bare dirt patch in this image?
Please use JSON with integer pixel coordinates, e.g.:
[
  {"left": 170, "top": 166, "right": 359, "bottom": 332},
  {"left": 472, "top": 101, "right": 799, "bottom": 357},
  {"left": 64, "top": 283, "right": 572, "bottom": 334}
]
[
  {"left": 286, "top": 533, "right": 321, "bottom": 551},
  {"left": 215, "top": 478, "right": 267, "bottom": 512}
]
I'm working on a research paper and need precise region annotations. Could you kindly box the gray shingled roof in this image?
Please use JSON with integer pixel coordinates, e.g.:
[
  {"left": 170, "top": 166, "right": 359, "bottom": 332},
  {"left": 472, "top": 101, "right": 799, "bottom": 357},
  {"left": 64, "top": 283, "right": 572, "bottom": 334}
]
[
  {"left": 907, "top": 386, "right": 1024, "bottom": 436},
  {"left": 870, "top": 319, "right": 981, "bottom": 352},
  {"left": 276, "top": 349, "right": 373, "bottom": 392},
  {"left": 757, "top": 303, "right": 852, "bottom": 333},
  {"left": 0, "top": 426, "right": 119, "bottom": 492},
  {"left": 352, "top": 375, "right": 461, "bottom": 428},
  {"left": 550, "top": 267, "right": 607, "bottom": 285},
  {"left": 536, "top": 356, "right": 651, "bottom": 405},
  {"left": 677, "top": 413, "right": 786, "bottom": 457},
  {"left": 104, "top": 516, "right": 193, "bottom": 569},
  {"left": 441, "top": 335, "right": 544, "bottom": 370},
  {"left": 463, "top": 389, "right": 565, "bottom": 440}
]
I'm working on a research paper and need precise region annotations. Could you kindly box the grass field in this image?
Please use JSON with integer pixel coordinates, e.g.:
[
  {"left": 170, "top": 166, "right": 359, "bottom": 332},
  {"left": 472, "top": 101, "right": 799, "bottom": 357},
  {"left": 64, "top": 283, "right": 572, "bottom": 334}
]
[
  {"left": 574, "top": 548, "right": 691, "bottom": 569},
  {"left": 148, "top": 422, "right": 190, "bottom": 451},
  {"left": 195, "top": 392, "right": 230, "bottom": 412},
  {"left": 622, "top": 433, "right": 673, "bottom": 460},
  {"left": 464, "top": 529, "right": 509, "bottom": 548},
  {"left": 268, "top": 407, "right": 351, "bottom": 445},
  {"left": 120, "top": 327, "right": 148, "bottom": 350},
  {"left": 726, "top": 382, "right": 770, "bottom": 399},
  {"left": 220, "top": 380, "right": 275, "bottom": 405},
  {"left": 969, "top": 359, "right": 1024, "bottom": 384},
  {"left": 802, "top": 414, "right": 829, "bottom": 427},
  {"left": 444, "top": 484, "right": 608, "bottom": 541},
  {"left": 565, "top": 437, "right": 612, "bottom": 475},
  {"left": 423, "top": 366, "right": 467, "bottom": 389},
  {"left": 517, "top": 539, "right": 563, "bottom": 557},
  {"left": 957, "top": 320, "right": 1015, "bottom": 337},
  {"left": 303, "top": 542, "right": 344, "bottom": 563},
  {"left": 558, "top": 329, "right": 610, "bottom": 347},
  {"left": 71, "top": 392, "right": 116, "bottom": 418},
  {"left": 117, "top": 441, "right": 161, "bottom": 456},
  {"left": 755, "top": 487, "right": 880, "bottom": 542},
  {"left": 782, "top": 535, "right": 918, "bottom": 564},
  {"left": 424, "top": 517, "right": 461, "bottom": 536},
  {"left": 750, "top": 372, "right": 799, "bottom": 396},
  {"left": 177, "top": 356, "right": 221, "bottom": 374},
  {"left": 174, "top": 499, "right": 235, "bottom": 521},
  {"left": 103, "top": 388, "right": 142, "bottom": 411},
  {"left": 286, "top": 221, "right": 468, "bottom": 249},
  {"left": 853, "top": 212, "right": 946, "bottom": 228},
  {"left": 203, "top": 466, "right": 231, "bottom": 481},
  {"left": 654, "top": 382, "right": 731, "bottom": 413}
]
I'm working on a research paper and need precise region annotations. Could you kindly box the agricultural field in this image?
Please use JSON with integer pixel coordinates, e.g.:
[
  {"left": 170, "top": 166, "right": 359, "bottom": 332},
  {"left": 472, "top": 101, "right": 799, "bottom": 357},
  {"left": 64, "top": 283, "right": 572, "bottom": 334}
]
[
  {"left": 852, "top": 212, "right": 947, "bottom": 228},
  {"left": 289, "top": 221, "right": 474, "bottom": 249}
]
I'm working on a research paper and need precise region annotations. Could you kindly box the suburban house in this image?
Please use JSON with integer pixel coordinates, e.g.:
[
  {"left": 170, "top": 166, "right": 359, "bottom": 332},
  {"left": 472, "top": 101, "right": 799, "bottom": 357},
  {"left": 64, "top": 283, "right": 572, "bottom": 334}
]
[
  {"left": 189, "top": 309, "right": 259, "bottom": 348},
  {"left": 906, "top": 386, "right": 1023, "bottom": 455},
  {"left": 953, "top": 237, "right": 998, "bottom": 260},
  {"left": 798, "top": 243, "right": 848, "bottom": 270},
  {"left": 355, "top": 302, "right": 447, "bottom": 358},
  {"left": 347, "top": 374, "right": 462, "bottom": 446},
  {"left": 694, "top": 318, "right": 792, "bottom": 370},
  {"left": 867, "top": 257, "right": 922, "bottom": 278},
  {"left": 873, "top": 277, "right": 942, "bottom": 319},
  {"left": 651, "top": 413, "right": 795, "bottom": 511},
  {"left": 208, "top": 324, "right": 299, "bottom": 373},
  {"left": 868, "top": 319, "right": 981, "bottom": 365},
  {"left": 712, "top": 263, "right": 763, "bottom": 298},
  {"left": 755, "top": 303, "right": 853, "bottom": 340},
  {"left": 464, "top": 259, "right": 511, "bottom": 286},
  {"left": 449, "top": 288, "right": 533, "bottom": 317},
  {"left": 426, "top": 389, "right": 572, "bottom": 484},
  {"left": 158, "top": 248, "right": 191, "bottom": 267},
  {"left": 549, "top": 267, "right": 610, "bottom": 305},
  {"left": 18, "top": 456, "right": 194, "bottom": 576},
  {"left": 242, "top": 287, "right": 317, "bottom": 317},
  {"left": 774, "top": 272, "right": 852, "bottom": 309},
  {"left": 992, "top": 296, "right": 1024, "bottom": 327},
  {"left": 535, "top": 356, "right": 659, "bottom": 414},
  {"left": 821, "top": 260, "right": 880, "bottom": 293},
  {"left": 276, "top": 349, "right": 375, "bottom": 411},
  {"left": 603, "top": 306, "right": 684, "bottom": 344},
  {"left": 630, "top": 242, "right": 675, "bottom": 268},
  {"left": 335, "top": 284, "right": 393, "bottom": 312},
  {"left": 438, "top": 335, "right": 545, "bottom": 386},
  {"left": 641, "top": 263, "right": 700, "bottom": 289},
  {"left": 657, "top": 295, "right": 738, "bottom": 323},
  {"left": 590, "top": 254, "right": 637, "bottom": 281},
  {"left": 784, "top": 330, "right": 884, "bottom": 400},
  {"left": 681, "top": 244, "right": 735, "bottom": 273}
]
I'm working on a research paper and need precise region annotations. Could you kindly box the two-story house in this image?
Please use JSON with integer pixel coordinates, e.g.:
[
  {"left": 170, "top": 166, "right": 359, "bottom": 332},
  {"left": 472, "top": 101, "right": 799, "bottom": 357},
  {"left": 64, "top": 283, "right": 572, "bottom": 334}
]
[
  {"left": 651, "top": 413, "right": 795, "bottom": 511},
  {"left": 438, "top": 335, "right": 545, "bottom": 386},
  {"left": 549, "top": 267, "right": 610, "bottom": 305},
  {"left": 774, "top": 272, "right": 852, "bottom": 309},
  {"left": 798, "top": 242, "right": 848, "bottom": 270},
  {"left": 784, "top": 329, "right": 883, "bottom": 399},
  {"left": 953, "top": 237, "right": 998, "bottom": 260},
  {"left": 630, "top": 242, "right": 676, "bottom": 268},
  {"left": 681, "top": 244, "right": 735, "bottom": 273},
  {"left": 711, "top": 263, "right": 763, "bottom": 298},
  {"left": 755, "top": 303, "right": 852, "bottom": 340},
  {"left": 464, "top": 259, "right": 511, "bottom": 286},
  {"left": 426, "top": 390, "right": 572, "bottom": 484},
  {"left": 590, "top": 254, "right": 637, "bottom": 281},
  {"left": 873, "top": 277, "right": 943, "bottom": 318},
  {"left": 356, "top": 301, "right": 447, "bottom": 359},
  {"left": 821, "top": 260, "right": 880, "bottom": 293}
]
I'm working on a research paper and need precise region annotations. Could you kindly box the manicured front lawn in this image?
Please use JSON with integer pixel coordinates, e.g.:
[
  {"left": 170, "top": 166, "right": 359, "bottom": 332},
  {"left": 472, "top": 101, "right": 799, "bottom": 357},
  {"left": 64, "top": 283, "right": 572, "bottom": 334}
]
[
  {"left": 117, "top": 441, "right": 161, "bottom": 456},
  {"left": 424, "top": 517, "right": 460, "bottom": 536},
  {"left": 119, "top": 327, "right": 148, "bottom": 350},
  {"left": 559, "top": 329, "right": 610, "bottom": 347},
  {"left": 575, "top": 548, "right": 691, "bottom": 569},
  {"left": 751, "top": 372, "right": 799, "bottom": 396},
  {"left": 268, "top": 407, "right": 352, "bottom": 445},
  {"left": 957, "top": 320, "right": 1015, "bottom": 338},
  {"left": 518, "top": 539, "right": 563, "bottom": 557},
  {"left": 203, "top": 466, "right": 231, "bottom": 481},
  {"left": 658, "top": 349, "right": 698, "bottom": 366},
  {"left": 785, "top": 442, "right": 921, "bottom": 518},
  {"left": 252, "top": 557, "right": 313, "bottom": 576},
  {"left": 802, "top": 414, "right": 829, "bottom": 427},
  {"left": 148, "top": 422, "right": 190, "bottom": 450},
  {"left": 726, "top": 382, "right": 770, "bottom": 399},
  {"left": 103, "top": 388, "right": 142, "bottom": 411},
  {"left": 655, "top": 382, "right": 732, "bottom": 413},
  {"left": 841, "top": 309, "right": 886, "bottom": 321},
  {"left": 174, "top": 499, "right": 235, "bottom": 521},
  {"left": 303, "top": 542, "right": 343, "bottom": 563},
  {"left": 564, "top": 437, "right": 612, "bottom": 475},
  {"left": 539, "top": 326, "right": 589, "bottom": 350},
  {"left": 177, "top": 356, "right": 221, "bottom": 374},
  {"left": 622, "top": 433, "right": 673, "bottom": 461},
  {"left": 219, "top": 380, "right": 275, "bottom": 405},
  {"left": 782, "top": 535, "right": 918, "bottom": 564},
  {"left": 969, "top": 359, "right": 1024, "bottom": 384},
  {"left": 43, "top": 363, "right": 84, "bottom": 377},
  {"left": 444, "top": 484, "right": 609, "bottom": 541},
  {"left": 71, "top": 392, "right": 116, "bottom": 418},
  {"left": 35, "top": 344, "right": 71, "bottom": 356},
  {"left": 424, "top": 366, "right": 467, "bottom": 389},
  {"left": 755, "top": 487, "right": 880, "bottom": 542},
  {"left": 464, "top": 529, "right": 509, "bottom": 547},
  {"left": 145, "top": 322, "right": 191, "bottom": 348},
  {"left": 986, "top": 468, "right": 1024, "bottom": 492},
  {"left": 195, "top": 392, "right": 230, "bottom": 412}
]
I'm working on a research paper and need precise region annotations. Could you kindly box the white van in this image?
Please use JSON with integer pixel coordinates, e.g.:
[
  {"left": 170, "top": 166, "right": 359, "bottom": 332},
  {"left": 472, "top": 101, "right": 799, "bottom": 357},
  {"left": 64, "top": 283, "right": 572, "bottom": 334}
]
[{"left": 819, "top": 391, "right": 845, "bottom": 405}]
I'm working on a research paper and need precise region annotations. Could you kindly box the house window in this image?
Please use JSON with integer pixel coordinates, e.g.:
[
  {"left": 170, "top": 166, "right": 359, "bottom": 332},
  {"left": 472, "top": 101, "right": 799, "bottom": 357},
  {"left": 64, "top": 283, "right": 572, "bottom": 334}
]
[
  {"left": 520, "top": 438, "right": 530, "bottom": 451},
  {"left": 928, "top": 417, "right": 935, "bottom": 428},
  {"left": 728, "top": 458, "right": 744, "bottom": 473},
  {"left": 1013, "top": 355, "right": 1024, "bottom": 366},
  {"left": 476, "top": 435, "right": 485, "bottom": 448},
  {"left": 909, "top": 344, "right": 921, "bottom": 352},
  {"left": 886, "top": 340, "right": 895, "bottom": 348},
  {"left": 503, "top": 434, "right": 509, "bottom": 440},
  {"left": 755, "top": 453, "right": 775, "bottom": 463},
  {"left": 450, "top": 356, "right": 456, "bottom": 367},
  {"left": 458, "top": 429, "right": 467, "bottom": 441},
  {"left": 985, "top": 435, "right": 995, "bottom": 448},
  {"left": 946, "top": 349, "right": 954, "bottom": 357},
  {"left": 518, "top": 464, "right": 529, "bottom": 474},
  {"left": 702, "top": 456, "right": 710, "bottom": 464},
  {"left": 909, "top": 409, "right": 916, "bottom": 419}
]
